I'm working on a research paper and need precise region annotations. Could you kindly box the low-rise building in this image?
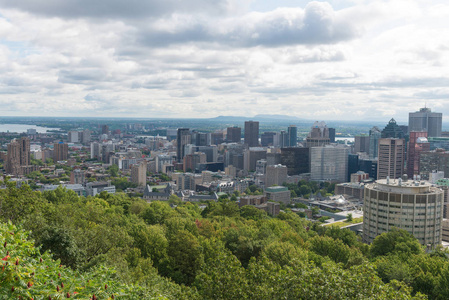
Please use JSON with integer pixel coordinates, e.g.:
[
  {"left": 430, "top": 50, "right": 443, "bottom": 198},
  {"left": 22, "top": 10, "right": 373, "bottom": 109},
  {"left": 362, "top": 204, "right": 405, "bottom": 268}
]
[
  {"left": 334, "top": 182, "right": 366, "bottom": 201},
  {"left": 239, "top": 195, "right": 267, "bottom": 207},
  {"left": 85, "top": 181, "right": 116, "bottom": 196},
  {"left": 264, "top": 186, "right": 290, "bottom": 204}
]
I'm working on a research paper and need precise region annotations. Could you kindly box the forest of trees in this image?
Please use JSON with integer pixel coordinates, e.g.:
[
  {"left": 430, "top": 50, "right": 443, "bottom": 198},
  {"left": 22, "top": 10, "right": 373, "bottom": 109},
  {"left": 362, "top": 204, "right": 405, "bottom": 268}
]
[{"left": 1, "top": 181, "right": 449, "bottom": 299}]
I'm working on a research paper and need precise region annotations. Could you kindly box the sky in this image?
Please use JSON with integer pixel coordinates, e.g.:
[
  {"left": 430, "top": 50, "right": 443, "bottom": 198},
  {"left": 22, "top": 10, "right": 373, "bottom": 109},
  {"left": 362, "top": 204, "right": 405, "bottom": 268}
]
[{"left": 0, "top": 0, "right": 448, "bottom": 121}]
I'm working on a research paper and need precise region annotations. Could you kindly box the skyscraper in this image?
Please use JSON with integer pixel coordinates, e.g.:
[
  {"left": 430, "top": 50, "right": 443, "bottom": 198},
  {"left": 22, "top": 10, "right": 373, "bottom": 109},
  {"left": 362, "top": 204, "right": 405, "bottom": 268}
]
[
  {"left": 226, "top": 127, "right": 241, "bottom": 143},
  {"left": 90, "top": 142, "right": 102, "bottom": 160},
  {"left": 306, "top": 121, "right": 330, "bottom": 147},
  {"left": 347, "top": 154, "right": 359, "bottom": 181},
  {"left": 409, "top": 107, "right": 442, "bottom": 137},
  {"left": 369, "top": 126, "right": 381, "bottom": 159},
  {"left": 328, "top": 128, "right": 336, "bottom": 143},
  {"left": 280, "top": 147, "right": 310, "bottom": 175},
  {"left": 6, "top": 137, "right": 31, "bottom": 175},
  {"left": 210, "top": 132, "right": 224, "bottom": 145},
  {"left": 407, "top": 131, "right": 430, "bottom": 178},
  {"left": 54, "top": 142, "right": 69, "bottom": 162},
  {"left": 354, "top": 135, "right": 370, "bottom": 154},
  {"left": 243, "top": 147, "right": 266, "bottom": 172},
  {"left": 183, "top": 152, "right": 206, "bottom": 172},
  {"left": 381, "top": 118, "right": 404, "bottom": 139},
  {"left": 6, "top": 140, "right": 21, "bottom": 175},
  {"left": 287, "top": 125, "right": 297, "bottom": 147},
  {"left": 131, "top": 161, "right": 147, "bottom": 186},
  {"left": 19, "top": 137, "right": 30, "bottom": 167},
  {"left": 81, "top": 129, "right": 91, "bottom": 144},
  {"left": 261, "top": 132, "right": 276, "bottom": 146},
  {"left": 244, "top": 121, "right": 259, "bottom": 147},
  {"left": 310, "top": 145, "right": 348, "bottom": 182},
  {"left": 68, "top": 131, "right": 79, "bottom": 143},
  {"left": 191, "top": 131, "right": 210, "bottom": 146},
  {"left": 274, "top": 130, "right": 288, "bottom": 148},
  {"left": 377, "top": 138, "right": 405, "bottom": 180},
  {"left": 177, "top": 128, "right": 191, "bottom": 162}
]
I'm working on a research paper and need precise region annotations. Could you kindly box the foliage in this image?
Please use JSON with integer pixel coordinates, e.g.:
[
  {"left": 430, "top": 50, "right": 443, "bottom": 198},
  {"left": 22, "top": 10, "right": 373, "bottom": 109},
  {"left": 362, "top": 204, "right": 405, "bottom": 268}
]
[
  {"left": 0, "top": 181, "right": 442, "bottom": 299},
  {"left": 158, "top": 173, "right": 171, "bottom": 182},
  {"left": 346, "top": 213, "right": 353, "bottom": 222},
  {"left": 111, "top": 177, "right": 138, "bottom": 191},
  {"left": 325, "top": 217, "right": 363, "bottom": 228},
  {"left": 163, "top": 230, "right": 204, "bottom": 285},
  {"left": 0, "top": 222, "right": 144, "bottom": 299},
  {"left": 240, "top": 205, "right": 268, "bottom": 221},
  {"left": 370, "top": 228, "right": 423, "bottom": 258},
  {"left": 108, "top": 164, "right": 119, "bottom": 177},
  {"left": 284, "top": 180, "right": 335, "bottom": 198},
  {"left": 318, "top": 216, "right": 331, "bottom": 223}
]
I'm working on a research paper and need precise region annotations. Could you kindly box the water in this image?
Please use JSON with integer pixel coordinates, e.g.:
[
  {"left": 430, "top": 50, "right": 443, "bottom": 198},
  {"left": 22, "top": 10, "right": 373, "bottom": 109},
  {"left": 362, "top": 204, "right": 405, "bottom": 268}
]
[{"left": 0, "top": 124, "right": 60, "bottom": 133}]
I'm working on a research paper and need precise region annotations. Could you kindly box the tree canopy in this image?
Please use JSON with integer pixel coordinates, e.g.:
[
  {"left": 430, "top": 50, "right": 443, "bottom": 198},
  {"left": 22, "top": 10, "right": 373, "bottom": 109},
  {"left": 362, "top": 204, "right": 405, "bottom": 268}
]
[{"left": 0, "top": 181, "right": 439, "bottom": 299}]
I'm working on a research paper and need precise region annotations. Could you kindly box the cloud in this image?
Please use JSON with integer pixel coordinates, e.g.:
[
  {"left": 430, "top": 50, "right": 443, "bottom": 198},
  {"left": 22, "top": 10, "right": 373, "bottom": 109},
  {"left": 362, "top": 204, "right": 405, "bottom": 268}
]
[
  {"left": 0, "top": 0, "right": 234, "bottom": 19},
  {"left": 0, "top": 0, "right": 448, "bottom": 121},
  {"left": 58, "top": 69, "right": 109, "bottom": 84},
  {"left": 138, "top": 2, "right": 360, "bottom": 47}
]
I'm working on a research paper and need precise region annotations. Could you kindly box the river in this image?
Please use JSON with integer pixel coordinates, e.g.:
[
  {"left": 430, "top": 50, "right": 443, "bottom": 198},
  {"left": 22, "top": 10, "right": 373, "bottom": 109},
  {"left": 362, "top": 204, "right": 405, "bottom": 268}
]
[{"left": 0, "top": 124, "right": 60, "bottom": 133}]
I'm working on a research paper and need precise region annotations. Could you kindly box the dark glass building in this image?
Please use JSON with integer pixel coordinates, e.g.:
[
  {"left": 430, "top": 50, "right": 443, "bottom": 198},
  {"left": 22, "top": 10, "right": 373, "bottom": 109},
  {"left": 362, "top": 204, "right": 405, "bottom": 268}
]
[
  {"left": 287, "top": 125, "right": 297, "bottom": 147},
  {"left": 244, "top": 121, "right": 259, "bottom": 147},
  {"left": 381, "top": 118, "right": 404, "bottom": 139},
  {"left": 226, "top": 126, "right": 241, "bottom": 143},
  {"left": 280, "top": 147, "right": 310, "bottom": 175}
]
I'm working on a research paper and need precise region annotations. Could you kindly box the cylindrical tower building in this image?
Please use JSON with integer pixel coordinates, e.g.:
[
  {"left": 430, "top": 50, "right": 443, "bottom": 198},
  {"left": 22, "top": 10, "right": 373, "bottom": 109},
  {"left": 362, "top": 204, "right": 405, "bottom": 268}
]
[{"left": 363, "top": 177, "right": 443, "bottom": 246}]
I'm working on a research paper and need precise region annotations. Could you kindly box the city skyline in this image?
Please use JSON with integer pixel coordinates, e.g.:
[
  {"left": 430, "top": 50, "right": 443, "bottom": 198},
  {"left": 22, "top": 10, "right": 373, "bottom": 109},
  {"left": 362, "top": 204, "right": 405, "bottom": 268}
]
[{"left": 1, "top": 1, "right": 448, "bottom": 120}]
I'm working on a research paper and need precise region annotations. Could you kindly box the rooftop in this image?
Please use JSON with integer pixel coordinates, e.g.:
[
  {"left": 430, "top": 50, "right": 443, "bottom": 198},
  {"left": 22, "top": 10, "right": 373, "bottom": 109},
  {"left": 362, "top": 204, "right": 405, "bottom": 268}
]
[
  {"left": 265, "top": 186, "right": 288, "bottom": 192},
  {"left": 367, "top": 178, "right": 443, "bottom": 194}
]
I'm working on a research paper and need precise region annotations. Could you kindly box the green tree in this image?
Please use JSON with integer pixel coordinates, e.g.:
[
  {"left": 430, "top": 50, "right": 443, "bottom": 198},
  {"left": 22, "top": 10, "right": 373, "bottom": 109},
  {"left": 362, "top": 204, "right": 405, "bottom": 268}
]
[
  {"left": 346, "top": 213, "right": 353, "bottom": 222},
  {"left": 262, "top": 241, "right": 307, "bottom": 267},
  {"left": 375, "top": 255, "right": 413, "bottom": 284},
  {"left": 308, "top": 235, "right": 352, "bottom": 265},
  {"left": 163, "top": 230, "right": 204, "bottom": 285},
  {"left": 159, "top": 173, "right": 171, "bottom": 181},
  {"left": 370, "top": 228, "right": 423, "bottom": 258},
  {"left": 323, "top": 226, "right": 358, "bottom": 247},
  {"left": 108, "top": 164, "right": 119, "bottom": 177},
  {"left": 130, "top": 223, "right": 168, "bottom": 267},
  {"left": 112, "top": 177, "right": 138, "bottom": 191},
  {"left": 223, "top": 226, "right": 263, "bottom": 267},
  {"left": 194, "top": 239, "right": 248, "bottom": 299},
  {"left": 248, "top": 185, "right": 258, "bottom": 193},
  {"left": 208, "top": 199, "right": 240, "bottom": 218},
  {"left": 39, "top": 226, "right": 84, "bottom": 268},
  {"left": 0, "top": 182, "right": 48, "bottom": 222},
  {"left": 140, "top": 201, "right": 176, "bottom": 225},
  {"left": 0, "top": 222, "right": 143, "bottom": 299},
  {"left": 240, "top": 205, "right": 267, "bottom": 221}
]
